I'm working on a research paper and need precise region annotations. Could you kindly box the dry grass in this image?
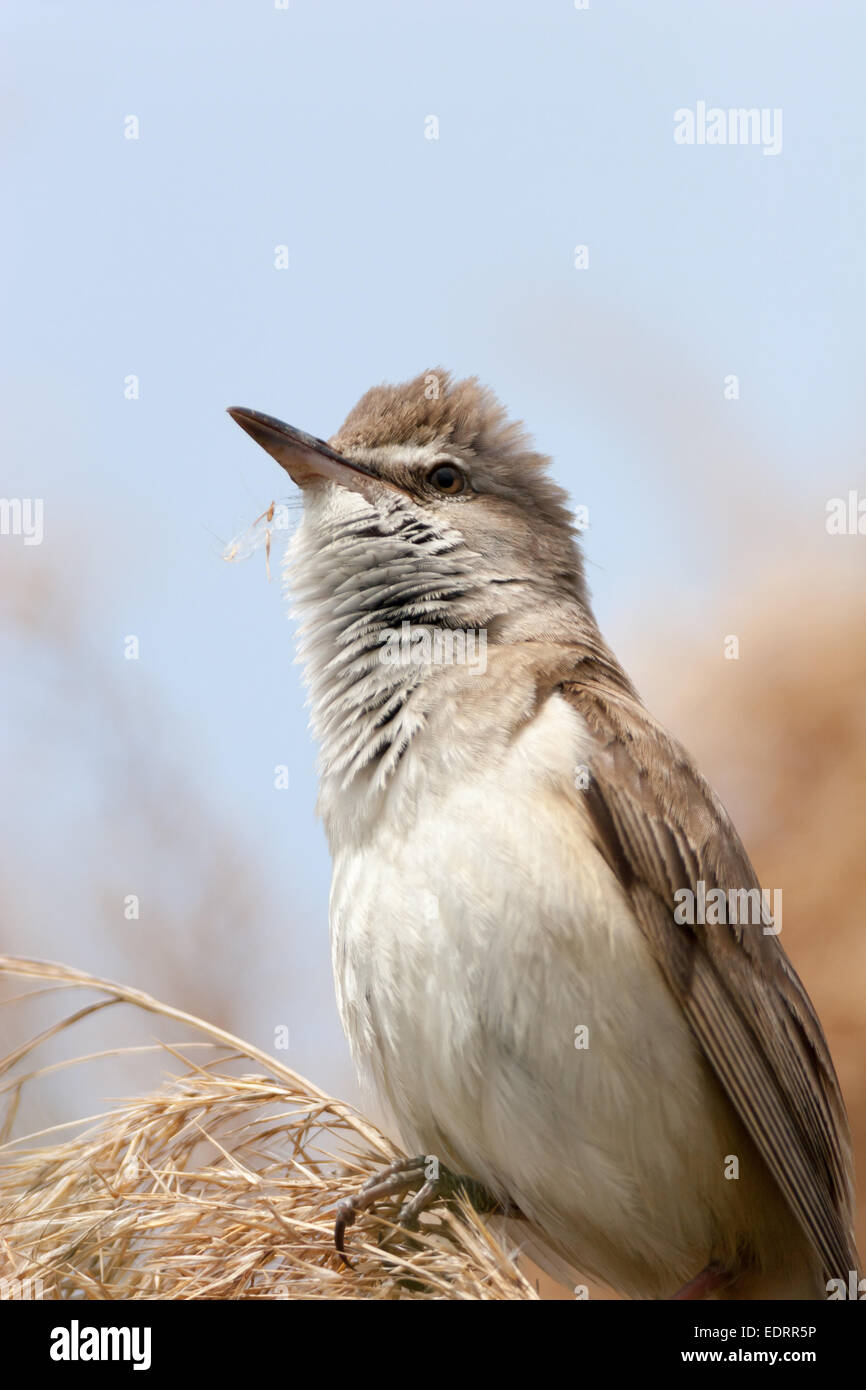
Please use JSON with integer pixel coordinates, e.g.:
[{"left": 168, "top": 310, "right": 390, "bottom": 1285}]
[{"left": 0, "top": 957, "right": 534, "bottom": 1300}]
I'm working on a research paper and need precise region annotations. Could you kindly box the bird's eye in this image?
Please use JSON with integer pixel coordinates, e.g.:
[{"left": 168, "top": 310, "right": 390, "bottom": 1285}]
[{"left": 426, "top": 462, "right": 466, "bottom": 495}]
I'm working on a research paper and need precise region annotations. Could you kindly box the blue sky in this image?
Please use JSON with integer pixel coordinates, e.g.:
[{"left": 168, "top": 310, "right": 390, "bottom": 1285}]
[{"left": 2, "top": 0, "right": 864, "bottom": 1105}]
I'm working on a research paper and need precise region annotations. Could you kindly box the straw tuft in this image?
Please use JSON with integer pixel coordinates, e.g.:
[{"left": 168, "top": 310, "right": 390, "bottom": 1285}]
[{"left": 0, "top": 957, "right": 535, "bottom": 1300}]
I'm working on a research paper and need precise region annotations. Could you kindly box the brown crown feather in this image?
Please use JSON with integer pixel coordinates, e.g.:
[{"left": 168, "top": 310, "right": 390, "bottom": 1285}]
[{"left": 329, "top": 368, "right": 575, "bottom": 529}]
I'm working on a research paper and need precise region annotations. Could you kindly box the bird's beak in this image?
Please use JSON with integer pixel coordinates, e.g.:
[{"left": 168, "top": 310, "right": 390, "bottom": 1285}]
[{"left": 227, "top": 407, "right": 379, "bottom": 494}]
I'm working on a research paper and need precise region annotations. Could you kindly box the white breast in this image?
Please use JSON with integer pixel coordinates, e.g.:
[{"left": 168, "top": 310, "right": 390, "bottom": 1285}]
[{"left": 329, "top": 692, "right": 742, "bottom": 1295}]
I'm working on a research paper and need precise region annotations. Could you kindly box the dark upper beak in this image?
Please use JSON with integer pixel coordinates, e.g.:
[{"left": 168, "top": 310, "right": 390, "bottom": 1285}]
[{"left": 227, "top": 407, "right": 379, "bottom": 492}]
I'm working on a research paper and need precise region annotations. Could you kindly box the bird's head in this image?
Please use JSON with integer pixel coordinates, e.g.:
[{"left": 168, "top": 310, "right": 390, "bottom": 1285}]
[
  {"left": 228, "top": 369, "right": 590, "bottom": 644},
  {"left": 229, "top": 371, "right": 599, "bottom": 794}
]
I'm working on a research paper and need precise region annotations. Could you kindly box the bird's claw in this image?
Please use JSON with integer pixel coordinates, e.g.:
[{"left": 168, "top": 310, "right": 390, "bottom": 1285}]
[
  {"left": 335, "top": 1154, "right": 509, "bottom": 1265},
  {"left": 334, "top": 1155, "right": 435, "bottom": 1264}
]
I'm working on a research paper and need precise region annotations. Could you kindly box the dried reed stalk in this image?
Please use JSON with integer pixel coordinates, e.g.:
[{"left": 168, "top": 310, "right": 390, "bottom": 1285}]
[{"left": 0, "top": 956, "right": 534, "bottom": 1300}]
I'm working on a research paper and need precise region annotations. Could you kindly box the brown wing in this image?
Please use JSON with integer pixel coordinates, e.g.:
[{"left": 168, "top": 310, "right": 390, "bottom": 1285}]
[{"left": 561, "top": 676, "right": 857, "bottom": 1281}]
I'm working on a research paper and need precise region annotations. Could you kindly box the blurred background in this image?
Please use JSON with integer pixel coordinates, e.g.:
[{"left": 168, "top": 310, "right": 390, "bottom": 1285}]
[{"left": 1, "top": 0, "right": 864, "bottom": 1282}]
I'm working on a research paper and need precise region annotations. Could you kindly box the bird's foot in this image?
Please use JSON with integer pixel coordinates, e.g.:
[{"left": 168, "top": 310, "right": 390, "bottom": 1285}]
[
  {"left": 671, "top": 1262, "right": 735, "bottom": 1300},
  {"left": 334, "top": 1154, "right": 508, "bottom": 1265}
]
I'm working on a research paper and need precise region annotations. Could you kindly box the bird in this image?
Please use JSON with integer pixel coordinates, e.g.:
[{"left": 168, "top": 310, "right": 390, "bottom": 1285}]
[{"left": 228, "top": 369, "right": 858, "bottom": 1300}]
